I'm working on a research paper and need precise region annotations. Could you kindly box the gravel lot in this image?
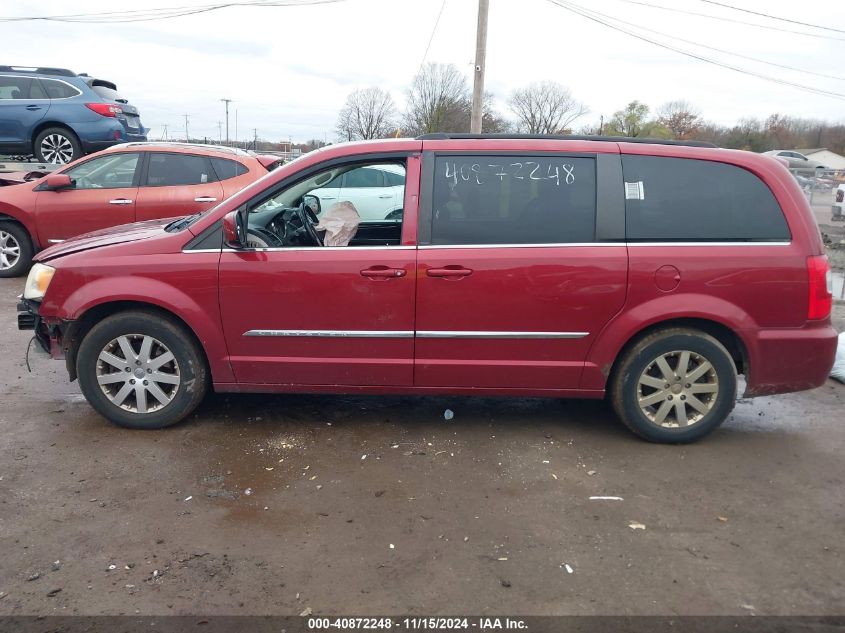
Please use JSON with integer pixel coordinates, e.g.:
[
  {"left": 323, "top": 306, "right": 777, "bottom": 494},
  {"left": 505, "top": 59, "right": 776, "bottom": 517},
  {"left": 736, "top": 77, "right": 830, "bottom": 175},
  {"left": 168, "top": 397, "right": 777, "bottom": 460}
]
[{"left": 0, "top": 276, "right": 843, "bottom": 616}]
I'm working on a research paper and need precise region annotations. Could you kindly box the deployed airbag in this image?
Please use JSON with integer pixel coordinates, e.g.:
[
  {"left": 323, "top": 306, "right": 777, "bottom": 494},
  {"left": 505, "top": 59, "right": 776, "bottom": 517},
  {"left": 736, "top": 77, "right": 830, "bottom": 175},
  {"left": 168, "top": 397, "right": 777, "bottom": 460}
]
[{"left": 315, "top": 201, "right": 361, "bottom": 247}]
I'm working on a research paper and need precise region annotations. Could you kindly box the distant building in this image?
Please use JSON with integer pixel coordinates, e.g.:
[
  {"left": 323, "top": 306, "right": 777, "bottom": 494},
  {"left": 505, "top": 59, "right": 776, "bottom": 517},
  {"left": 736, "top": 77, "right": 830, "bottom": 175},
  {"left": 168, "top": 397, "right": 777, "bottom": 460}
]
[{"left": 797, "top": 148, "right": 845, "bottom": 170}]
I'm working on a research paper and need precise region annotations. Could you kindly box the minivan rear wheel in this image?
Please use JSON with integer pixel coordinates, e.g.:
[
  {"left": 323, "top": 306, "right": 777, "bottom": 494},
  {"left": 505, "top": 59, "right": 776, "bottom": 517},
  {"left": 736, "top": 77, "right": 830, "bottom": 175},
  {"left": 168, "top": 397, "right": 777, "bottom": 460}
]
[
  {"left": 610, "top": 328, "right": 737, "bottom": 443},
  {"left": 76, "top": 311, "right": 208, "bottom": 429},
  {"left": 34, "top": 127, "right": 82, "bottom": 164}
]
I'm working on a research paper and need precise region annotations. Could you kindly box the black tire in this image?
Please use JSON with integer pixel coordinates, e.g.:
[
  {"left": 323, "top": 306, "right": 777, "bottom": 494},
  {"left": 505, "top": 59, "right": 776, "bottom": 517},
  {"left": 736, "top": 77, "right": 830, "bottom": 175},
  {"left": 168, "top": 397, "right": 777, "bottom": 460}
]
[
  {"left": 0, "top": 221, "right": 34, "bottom": 278},
  {"left": 610, "top": 328, "right": 737, "bottom": 443},
  {"left": 33, "top": 126, "right": 82, "bottom": 165},
  {"left": 76, "top": 311, "right": 209, "bottom": 429}
]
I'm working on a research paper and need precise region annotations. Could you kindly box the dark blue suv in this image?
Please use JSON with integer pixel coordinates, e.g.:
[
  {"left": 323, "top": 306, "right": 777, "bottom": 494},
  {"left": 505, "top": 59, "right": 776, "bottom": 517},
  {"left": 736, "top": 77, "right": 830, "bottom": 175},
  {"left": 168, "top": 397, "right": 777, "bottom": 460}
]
[{"left": 0, "top": 66, "right": 147, "bottom": 164}]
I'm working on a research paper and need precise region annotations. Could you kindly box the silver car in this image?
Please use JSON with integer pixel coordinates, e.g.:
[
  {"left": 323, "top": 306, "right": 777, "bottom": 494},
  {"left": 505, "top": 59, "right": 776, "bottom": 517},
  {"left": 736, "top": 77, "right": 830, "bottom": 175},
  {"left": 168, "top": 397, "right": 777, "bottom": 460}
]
[{"left": 764, "top": 150, "right": 827, "bottom": 171}]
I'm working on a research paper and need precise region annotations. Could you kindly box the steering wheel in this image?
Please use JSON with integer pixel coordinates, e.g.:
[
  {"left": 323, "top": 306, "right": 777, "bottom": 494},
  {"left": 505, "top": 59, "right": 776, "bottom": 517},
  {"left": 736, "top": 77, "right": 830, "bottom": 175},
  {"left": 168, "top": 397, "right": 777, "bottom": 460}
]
[{"left": 296, "top": 201, "right": 322, "bottom": 246}]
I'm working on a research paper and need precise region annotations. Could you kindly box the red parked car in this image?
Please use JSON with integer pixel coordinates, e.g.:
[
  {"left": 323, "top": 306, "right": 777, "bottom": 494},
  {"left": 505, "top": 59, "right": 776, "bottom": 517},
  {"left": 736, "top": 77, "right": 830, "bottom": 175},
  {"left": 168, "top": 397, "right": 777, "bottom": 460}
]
[
  {"left": 0, "top": 142, "right": 281, "bottom": 276},
  {"left": 17, "top": 134, "right": 838, "bottom": 443}
]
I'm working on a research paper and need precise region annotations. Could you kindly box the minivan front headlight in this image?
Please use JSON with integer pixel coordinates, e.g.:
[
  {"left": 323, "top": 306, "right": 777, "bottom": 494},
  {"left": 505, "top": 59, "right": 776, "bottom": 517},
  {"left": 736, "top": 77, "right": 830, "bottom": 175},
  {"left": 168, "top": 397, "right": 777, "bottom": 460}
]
[{"left": 23, "top": 263, "right": 56, "bottom": 300}]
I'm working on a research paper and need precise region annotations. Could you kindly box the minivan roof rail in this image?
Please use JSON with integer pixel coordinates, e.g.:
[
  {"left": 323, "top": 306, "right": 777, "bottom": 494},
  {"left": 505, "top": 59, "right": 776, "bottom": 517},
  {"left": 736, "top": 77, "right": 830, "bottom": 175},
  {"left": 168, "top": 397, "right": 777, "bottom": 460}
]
[
  {"left": 416, "top": 133, "right": 717, "bottom": 148},
  {"left": 0, "top": 65, "right": 77, "bottom": 77}
]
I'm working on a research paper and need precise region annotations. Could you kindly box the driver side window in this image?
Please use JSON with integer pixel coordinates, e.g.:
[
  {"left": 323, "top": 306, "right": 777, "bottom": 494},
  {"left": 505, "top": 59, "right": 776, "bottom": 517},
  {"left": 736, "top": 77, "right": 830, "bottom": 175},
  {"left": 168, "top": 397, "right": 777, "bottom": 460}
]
[
  {"left": 65, "top": 153, "right": 140, "bottom": 190},
  {"left": 245, "top": 160, "right": 406, "bottom": 249}
]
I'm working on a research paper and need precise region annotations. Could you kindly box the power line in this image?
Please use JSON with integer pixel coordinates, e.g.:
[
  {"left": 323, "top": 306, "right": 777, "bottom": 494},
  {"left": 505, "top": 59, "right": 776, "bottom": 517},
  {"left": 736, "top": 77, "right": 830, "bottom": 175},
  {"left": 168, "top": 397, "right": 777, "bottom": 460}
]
[
  {"left": 604, "top": 0, "right": 845, "bottom": 42},
  {"left": 416, "top": 0, "right": 448, "bottom": 76},
  {"left": 547, "top": 0, "right": 845, "bottom": 101},
  {"left": 565, "top": 2, "right": 845, "bottom": 83},
  {"left": 698, "top": 0, "right": 845, "bottom": 35},
  {"left": 0, "top": 0, "right": 347, "bottom": 23}
]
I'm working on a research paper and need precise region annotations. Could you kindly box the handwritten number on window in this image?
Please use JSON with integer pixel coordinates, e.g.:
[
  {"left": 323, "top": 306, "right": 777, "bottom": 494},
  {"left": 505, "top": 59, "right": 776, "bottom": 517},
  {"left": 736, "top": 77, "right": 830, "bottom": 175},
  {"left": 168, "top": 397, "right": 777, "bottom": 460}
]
[{"left": 443, "top": 160, "right": 576, "bottom": 186}]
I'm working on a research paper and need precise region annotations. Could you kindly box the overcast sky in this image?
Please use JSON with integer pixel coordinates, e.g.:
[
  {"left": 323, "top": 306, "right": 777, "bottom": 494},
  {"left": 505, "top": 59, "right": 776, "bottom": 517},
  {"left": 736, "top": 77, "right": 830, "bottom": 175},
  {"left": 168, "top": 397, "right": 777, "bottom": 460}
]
[{"left": 2, "top": 0, "right": 844, "bottom": 143}]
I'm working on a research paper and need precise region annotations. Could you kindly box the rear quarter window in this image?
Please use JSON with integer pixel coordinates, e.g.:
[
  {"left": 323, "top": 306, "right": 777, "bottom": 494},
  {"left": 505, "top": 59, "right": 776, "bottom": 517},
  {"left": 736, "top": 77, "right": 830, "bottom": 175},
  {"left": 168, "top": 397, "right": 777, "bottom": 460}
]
[
  {"left": 39, "top": 78, "right": 81, "bottom": 99},
  {"left": 623, "top": 155, "right": 790, "bottom": 241},
  {"left": 210, "top": 157, "right": 249, "bottom": 181}
]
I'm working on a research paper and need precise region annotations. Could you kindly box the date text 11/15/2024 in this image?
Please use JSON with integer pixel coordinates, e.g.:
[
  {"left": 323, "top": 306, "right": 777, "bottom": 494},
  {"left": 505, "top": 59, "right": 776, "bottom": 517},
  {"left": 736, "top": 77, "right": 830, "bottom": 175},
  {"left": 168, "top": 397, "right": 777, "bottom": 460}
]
[{"left": 307, "top": 617, "right": 529, "bottom": 630}]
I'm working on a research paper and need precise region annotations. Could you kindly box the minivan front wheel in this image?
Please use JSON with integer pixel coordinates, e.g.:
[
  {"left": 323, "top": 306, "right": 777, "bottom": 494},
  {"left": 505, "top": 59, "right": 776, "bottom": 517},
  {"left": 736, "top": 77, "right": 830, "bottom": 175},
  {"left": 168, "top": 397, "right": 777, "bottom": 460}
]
[
  {"left": 34, "top": 127, "right": 82, "bottom": 164},
  {"left": 77, "top": 311, "right": 208, "bottom": 429},
  {"left": 610, "top": 328, "right": 737, "bottom": 443}
]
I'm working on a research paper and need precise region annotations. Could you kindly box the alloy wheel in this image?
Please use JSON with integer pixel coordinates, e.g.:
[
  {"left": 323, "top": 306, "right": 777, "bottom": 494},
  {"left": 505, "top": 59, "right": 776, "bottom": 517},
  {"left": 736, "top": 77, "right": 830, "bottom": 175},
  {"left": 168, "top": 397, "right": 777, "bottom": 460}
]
[
  {"left": 40, "top": 134, "right": 75, "bottom": 164},
  {"left": 636, "top": 350, "right": 719, "bottom": 428},
  {"left": 0, "top": 230, "right": 21, "bottom": 270},
  {"left": 95, "top": 334, "right": 181, "bottom": 414}
]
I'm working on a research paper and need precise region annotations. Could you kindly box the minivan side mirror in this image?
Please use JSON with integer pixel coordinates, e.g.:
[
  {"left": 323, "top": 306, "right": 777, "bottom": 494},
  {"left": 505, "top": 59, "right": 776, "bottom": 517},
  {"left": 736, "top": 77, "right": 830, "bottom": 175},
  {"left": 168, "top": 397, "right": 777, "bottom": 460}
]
[
  {"left": 223, "top": 209, "right": 246, "bottom": 249},
  {"left": 43, "top": 174, "right": 73, "bottom": 191},
  {"left": 302, "top": 194, "right": 321, "bottom": 216}
]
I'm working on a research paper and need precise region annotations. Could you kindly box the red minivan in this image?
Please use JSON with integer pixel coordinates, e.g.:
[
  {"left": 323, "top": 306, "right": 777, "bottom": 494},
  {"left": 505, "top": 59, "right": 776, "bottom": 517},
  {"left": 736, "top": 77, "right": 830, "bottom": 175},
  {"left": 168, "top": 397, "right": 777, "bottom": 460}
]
[{"left": 17, "top": 135, "right": 838, "bottom": 443}]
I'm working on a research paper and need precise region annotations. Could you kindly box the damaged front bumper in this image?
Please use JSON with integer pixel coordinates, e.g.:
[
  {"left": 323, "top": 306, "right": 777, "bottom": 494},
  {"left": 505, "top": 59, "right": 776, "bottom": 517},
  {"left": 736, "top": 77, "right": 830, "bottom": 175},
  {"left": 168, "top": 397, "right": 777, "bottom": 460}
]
[{"left": 17, "top": 299, "right": 78, "bottom": 377}]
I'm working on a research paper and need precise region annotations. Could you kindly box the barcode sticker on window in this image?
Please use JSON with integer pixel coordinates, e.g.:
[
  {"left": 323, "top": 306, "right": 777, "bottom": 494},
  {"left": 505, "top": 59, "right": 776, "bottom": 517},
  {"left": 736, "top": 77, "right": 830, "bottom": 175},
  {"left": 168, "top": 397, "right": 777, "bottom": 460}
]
[{"left": 625, "top": 181, "right": 645, "bottom": 200}]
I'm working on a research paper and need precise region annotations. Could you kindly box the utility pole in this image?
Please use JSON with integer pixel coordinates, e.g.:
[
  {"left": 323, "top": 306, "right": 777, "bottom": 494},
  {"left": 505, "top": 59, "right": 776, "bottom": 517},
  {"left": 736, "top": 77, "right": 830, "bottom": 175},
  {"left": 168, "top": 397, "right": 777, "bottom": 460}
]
[
  {"left": 235, "top": 109, "right": 239, "bottom": 148},
  {"left": 598, "top": 115, "right": 604, "bottom": 136},
  {"left": 470, "top": 0, "right": 489, "bottom": 134},
  {"left": 217, "top": 121, "right": 223, "bottom": 144},
  {"left": 182, "top": 114, "right": 190, "bottom": 142},
  {"left": 253, "top": 128, "right": 258, "bottom": 151},
  {"left": 161, "top": 124, "right": 169, "bottom": 141},
  {"left": 221, "top": 98, "right": 233, "bottom": 145}
]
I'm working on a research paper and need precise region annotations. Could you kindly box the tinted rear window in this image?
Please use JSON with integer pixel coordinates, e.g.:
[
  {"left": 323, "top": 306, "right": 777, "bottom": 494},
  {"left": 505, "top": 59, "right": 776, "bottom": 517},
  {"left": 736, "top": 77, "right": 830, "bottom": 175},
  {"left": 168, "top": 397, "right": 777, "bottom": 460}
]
[
  {"left": 91, "top": 84, "right": 125, "bottom": 102},
  {"left": 210, "top": 157, "right": 249, "bottom": 181},
  {"left": 431, "top": 155, "right": 596, "bottom": 245},
  {"left": 622, "top": 155, "right": 790, "bottom": 242}
]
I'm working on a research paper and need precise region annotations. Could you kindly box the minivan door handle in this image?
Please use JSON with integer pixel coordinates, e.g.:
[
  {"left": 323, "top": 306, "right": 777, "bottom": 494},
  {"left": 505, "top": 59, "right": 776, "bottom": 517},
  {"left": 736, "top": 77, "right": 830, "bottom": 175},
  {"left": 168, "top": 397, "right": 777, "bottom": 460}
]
[
  {"left": 360, "top": 266, "right": 406, "bottom": 279},
  {"left": 109, "top": 198, "right": 133, "bottom": 205},
  {"left": 426, "top": 266, "right": 473, "bottom": 278},
  {"left": 194, "top": 196, "right": 218, "bottom": 203},
  {"left": 26, "top": 105, "right": 42, "bottom": 111}
]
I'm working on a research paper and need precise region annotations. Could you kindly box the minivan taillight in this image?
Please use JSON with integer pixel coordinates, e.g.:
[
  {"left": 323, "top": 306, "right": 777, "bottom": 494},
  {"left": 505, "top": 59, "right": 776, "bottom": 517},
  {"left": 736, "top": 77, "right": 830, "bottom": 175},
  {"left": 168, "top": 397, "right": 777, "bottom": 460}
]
[
  {"left": 837, "top": 189, "right": 844, "bottom": 203},
  {"left": 85, "top": 103, "right": 122, "bottom": 117},
  {"left": 807, "top": 255, "right": 833, "bottom": 320}
]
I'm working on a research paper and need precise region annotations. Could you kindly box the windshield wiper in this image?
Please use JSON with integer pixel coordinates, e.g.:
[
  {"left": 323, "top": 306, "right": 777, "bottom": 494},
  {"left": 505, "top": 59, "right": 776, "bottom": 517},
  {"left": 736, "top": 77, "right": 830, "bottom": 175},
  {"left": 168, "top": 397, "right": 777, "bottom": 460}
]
[{"left": 165, "top": 212, "right": 203, "bottom": 232}]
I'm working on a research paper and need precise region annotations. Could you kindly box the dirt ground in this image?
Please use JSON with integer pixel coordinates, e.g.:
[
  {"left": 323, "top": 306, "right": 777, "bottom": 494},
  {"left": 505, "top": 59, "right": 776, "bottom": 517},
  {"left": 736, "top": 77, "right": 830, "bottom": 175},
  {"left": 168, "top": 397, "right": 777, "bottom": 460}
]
[{"left": 0, "top": 277, "right": 843, "bottom": 617}]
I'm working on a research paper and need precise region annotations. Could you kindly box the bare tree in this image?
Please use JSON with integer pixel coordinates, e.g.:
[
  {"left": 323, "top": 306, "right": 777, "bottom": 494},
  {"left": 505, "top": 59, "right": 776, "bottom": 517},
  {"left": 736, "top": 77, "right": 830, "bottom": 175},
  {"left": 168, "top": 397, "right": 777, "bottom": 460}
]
[
  {"left": 336, "top": 87, "right": 397, "bottom": 141},
  {"left": 507, "top": 81, "right": 587, "bottom": 135},
  {"left": 657, "top": 100, "right": 702, "bottom": 139},
  {"left": 403, "top": 63, "right": 470, "bottom": 136}
]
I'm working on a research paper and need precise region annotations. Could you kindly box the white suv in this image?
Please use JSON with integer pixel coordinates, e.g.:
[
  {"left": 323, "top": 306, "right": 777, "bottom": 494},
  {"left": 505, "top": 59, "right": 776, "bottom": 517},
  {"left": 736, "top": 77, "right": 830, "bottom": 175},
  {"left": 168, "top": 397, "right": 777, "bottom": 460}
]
[{"left": 309, "top": 163, "right": 404, "bottom": 221}]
